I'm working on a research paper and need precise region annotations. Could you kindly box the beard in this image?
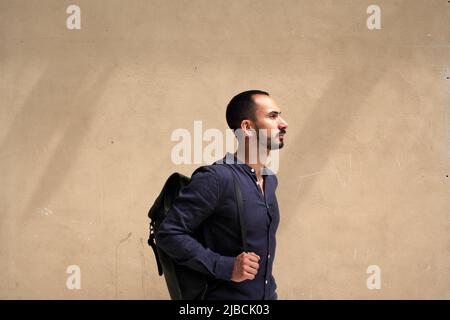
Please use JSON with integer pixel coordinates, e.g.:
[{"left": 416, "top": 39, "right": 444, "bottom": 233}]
[
  {"left": 270, "top": 138, "right": 284, "bottom": 150},
  {"left": 255, "top": 126, "right": 285, "bottom": 151}
]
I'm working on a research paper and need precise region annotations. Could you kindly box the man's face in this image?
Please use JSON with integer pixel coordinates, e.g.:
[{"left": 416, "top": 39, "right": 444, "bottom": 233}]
[{"left": 251, "top": 94, "right": 289, "bottom": 150}]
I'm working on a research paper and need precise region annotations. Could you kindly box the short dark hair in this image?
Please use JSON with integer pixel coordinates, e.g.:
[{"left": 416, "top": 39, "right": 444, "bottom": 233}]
[{"left": 225, "top": 90, "right": 269, "bottom": 131}]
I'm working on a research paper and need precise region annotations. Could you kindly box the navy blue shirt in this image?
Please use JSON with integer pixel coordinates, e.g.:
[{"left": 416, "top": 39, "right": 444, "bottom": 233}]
[{"left": 155, "top": 153, "right": 280, "bottom": 300}]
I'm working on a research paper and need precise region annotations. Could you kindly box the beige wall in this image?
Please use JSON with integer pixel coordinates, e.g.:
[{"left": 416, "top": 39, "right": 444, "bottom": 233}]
[{"left": 0, "top": 0, "right": 449, "bottom": 299}]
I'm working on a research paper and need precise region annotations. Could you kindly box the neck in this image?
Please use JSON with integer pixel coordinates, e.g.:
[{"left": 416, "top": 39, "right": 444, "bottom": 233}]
[{"left": 234, "top": 142, "right": 270, "bottom": 177}]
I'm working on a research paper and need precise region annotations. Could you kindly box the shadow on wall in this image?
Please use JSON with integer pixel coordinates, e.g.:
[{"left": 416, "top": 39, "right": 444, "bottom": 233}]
[
  {"left": 0, "top": 62, "right": 115, "bottom": 221},
  {"left": 282, "top": 6, "right": 408, "bottom": 221}
]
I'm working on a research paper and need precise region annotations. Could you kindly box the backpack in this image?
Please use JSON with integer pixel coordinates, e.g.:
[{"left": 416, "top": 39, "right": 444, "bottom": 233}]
[{"left": 147, "top": 164, "right": 247, "bottom": 300}]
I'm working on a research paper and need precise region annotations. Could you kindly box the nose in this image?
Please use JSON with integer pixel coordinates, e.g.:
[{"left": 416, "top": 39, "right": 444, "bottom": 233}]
[{"left": 279, "top": 116, "right": 288, "bottom": 130}]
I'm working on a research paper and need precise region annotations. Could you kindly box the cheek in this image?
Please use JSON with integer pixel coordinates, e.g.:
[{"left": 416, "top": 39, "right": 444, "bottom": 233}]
[
  {"left": 268, "top": 127, "right": 278, "bottom": 136},
  {"left": 261, "top": 120, "right": 278, "bottom": 130},
  {"left": 256, "top": 121, "right": 277, "bottom": 136}
]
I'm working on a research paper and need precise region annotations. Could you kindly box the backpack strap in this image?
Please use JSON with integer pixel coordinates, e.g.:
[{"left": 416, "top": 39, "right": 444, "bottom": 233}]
[
  {"left": 219, "top": 164, "right": 248, "bottom": 253},
  {"left": 148, "top": 222, "right": 163, "bottom": 276},
  {"left": 229, "top": 166, "right": 248, "bottom": 253}
]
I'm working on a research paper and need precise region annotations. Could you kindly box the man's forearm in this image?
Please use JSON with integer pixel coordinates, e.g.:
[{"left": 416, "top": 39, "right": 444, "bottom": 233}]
[{"left": 156, "top": 224, "right": 235, "bottom": 281}]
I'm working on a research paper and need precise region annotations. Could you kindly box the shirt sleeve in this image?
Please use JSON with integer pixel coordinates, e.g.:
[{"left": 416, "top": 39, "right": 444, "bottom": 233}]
[{"left": 155, "top": 166, "right": 236, "bottom": 281}]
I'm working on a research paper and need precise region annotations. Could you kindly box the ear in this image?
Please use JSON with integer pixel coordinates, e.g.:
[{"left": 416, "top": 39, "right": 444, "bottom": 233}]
[{"left": 240, "top": 120, "right": 255, "bottom": 137}]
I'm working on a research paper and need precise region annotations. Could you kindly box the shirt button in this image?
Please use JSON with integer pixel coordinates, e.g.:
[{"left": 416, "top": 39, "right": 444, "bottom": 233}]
[
  {"left": 251, "top": 168, "right": 255, "bottom": 173},
  {"left": 265, "top": 280, "right": 268, "bottom": 285},
  {"left": 268, "top": 254, "right": 271, "bottom": 259}
]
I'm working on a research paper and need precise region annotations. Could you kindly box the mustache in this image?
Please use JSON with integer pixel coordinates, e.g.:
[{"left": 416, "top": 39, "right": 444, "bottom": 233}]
[{"left": 278, "top": 129, "right": 286, "bottom": 135}]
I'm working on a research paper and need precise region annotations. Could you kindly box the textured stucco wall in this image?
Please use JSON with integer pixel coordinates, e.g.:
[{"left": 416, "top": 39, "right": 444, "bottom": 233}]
[{"left": 0, "top": 0, "right": 449, "bottom": 299}]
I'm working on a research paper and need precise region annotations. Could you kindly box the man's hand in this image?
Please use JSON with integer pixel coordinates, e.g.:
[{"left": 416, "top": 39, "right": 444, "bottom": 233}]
[{"left": 231, "top": 252, "right": 260, "bottom": 282}]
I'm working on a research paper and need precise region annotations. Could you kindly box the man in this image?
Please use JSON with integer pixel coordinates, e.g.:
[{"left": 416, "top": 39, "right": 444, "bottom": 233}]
[{"left": 156, "top": 90, "right": 288, "bottom": 300}]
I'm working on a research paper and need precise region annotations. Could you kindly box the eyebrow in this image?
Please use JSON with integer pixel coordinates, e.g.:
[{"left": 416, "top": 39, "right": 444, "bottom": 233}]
[{"left": 266, "top": 111, "right": 281, "bottom": 116}]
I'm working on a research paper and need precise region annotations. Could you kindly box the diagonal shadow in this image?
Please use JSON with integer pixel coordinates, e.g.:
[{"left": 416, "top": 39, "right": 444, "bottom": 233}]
[
  {"left": 279, "top": 7, "right": 407, "bottom": 225},
  {"left": 0, "top": 61, "right": 115, "bottom": 221},
  {"left": 283, "top": 53, "right": 388, "bottom": 209}
]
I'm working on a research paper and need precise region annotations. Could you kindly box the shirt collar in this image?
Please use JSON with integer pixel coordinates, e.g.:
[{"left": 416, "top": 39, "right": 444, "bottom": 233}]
[{"left": 219, "top": 152, "right": 274, "bottom": 176}]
